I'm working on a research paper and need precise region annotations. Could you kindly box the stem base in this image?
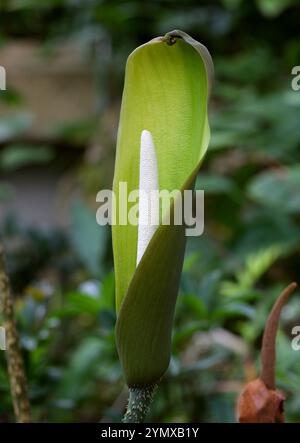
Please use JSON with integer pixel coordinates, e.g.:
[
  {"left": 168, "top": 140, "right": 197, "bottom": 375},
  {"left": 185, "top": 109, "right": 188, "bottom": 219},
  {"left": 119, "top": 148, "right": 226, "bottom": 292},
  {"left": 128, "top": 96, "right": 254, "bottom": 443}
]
[{"left": 123, "top": 384, "right": 157, "bottom": 423}]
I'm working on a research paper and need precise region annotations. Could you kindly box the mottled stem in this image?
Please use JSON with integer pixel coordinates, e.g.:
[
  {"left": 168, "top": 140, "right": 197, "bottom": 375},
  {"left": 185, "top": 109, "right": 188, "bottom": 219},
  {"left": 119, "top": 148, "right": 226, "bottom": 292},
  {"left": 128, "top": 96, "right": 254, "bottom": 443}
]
[
  {"left": 123, "top": 384, "right": 158, "bottom": 423},
  {"left": 0, "top": 246, "right": 31, "bottom": 423},
  {"left": 261, "top": 282, "right": 297, "bottom": 390}
]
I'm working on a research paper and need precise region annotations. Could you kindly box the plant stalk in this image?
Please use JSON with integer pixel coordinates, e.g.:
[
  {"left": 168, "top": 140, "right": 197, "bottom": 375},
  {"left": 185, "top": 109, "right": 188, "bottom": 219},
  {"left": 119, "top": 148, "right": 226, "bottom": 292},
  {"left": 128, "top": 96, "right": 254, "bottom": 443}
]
[
  {"left": 0, "top": 246, "right": 31, "bottom": 423},
  {"left": 123, "top": 384, "right": 158, "bottom": 423},
  {"left": 261, "top": 282, "right": 297, "bottom": 390}
]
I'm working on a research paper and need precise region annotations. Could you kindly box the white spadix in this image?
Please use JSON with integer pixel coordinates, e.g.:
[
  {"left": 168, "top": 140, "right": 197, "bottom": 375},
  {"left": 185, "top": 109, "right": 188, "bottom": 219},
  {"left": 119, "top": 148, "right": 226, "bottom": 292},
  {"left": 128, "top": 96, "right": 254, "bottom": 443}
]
[{"left": 136, "top": 130, "right": 159, "bottom": 266}]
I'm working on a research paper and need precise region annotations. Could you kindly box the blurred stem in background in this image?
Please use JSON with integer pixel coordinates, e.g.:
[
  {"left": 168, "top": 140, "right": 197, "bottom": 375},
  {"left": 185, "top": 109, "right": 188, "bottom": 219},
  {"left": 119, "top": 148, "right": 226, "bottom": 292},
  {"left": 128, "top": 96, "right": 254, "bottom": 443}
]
[{"left": 0, "top": 246, "right": 30, "bottom": 423}]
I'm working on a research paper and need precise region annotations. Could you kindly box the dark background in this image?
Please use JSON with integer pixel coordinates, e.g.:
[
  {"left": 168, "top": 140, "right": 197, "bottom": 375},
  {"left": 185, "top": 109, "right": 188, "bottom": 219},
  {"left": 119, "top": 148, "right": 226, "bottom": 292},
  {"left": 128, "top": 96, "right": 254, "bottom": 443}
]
[{"left": 0, "top": 0, "right": 300, "bottom": 422}]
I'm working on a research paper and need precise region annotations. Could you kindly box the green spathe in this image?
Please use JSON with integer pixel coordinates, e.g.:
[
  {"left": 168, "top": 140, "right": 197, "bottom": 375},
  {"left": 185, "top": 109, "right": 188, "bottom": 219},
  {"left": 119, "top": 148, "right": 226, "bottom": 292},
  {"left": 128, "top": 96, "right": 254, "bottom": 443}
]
[{"left": 112, "top": 30, "right": 213, "bottom": 386}]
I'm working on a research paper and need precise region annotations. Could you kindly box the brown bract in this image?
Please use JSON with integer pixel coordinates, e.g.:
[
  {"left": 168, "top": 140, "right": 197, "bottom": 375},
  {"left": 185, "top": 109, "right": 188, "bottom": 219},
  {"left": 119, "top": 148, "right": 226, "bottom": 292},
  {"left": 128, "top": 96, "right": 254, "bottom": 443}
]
[
  {"left": 238, "top": 378, "right": 285, "bottom": 423},
  {"left": 237, "top": 282, "right": 297, "bottom": 423}
]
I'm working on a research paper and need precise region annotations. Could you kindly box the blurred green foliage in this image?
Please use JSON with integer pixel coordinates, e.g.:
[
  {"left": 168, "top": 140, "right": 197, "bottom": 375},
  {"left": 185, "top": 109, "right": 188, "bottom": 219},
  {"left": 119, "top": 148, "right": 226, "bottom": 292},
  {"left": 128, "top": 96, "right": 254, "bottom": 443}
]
[{"left": 0, "top": 0, "right": 300, "bottom": 423}]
